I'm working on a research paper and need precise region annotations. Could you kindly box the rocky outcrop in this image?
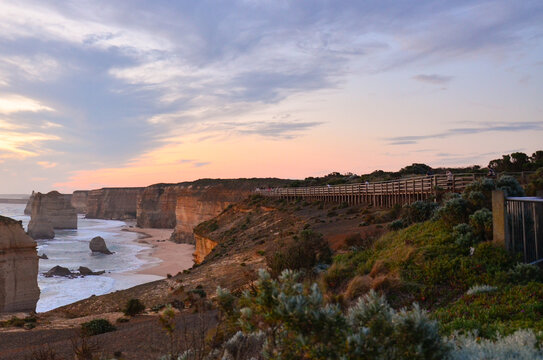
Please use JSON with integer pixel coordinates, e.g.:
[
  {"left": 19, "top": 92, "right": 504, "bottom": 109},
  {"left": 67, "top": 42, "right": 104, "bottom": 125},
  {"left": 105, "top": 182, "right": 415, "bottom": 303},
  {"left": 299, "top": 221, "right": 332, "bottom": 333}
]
[
  {"left": 23, "top": 191, "right": 35, "bottom": 215},
  {"left": 170, "top": 184, "right": 253, "bottom": 244},
  {"left": 89, "top": 236, "right": 113, "bottom": 255},
  {"left": 45, "top": 265, "right": 72, "bottom": 277},
  {"left": 0, "top": 216, "right": 40, "bottom": 313},
  {"left": 193, "top": 233, "right": 218, "bottom": 264},
  {"left": 137, "top": 185, "right": 181, "bottom": 228},
  {"left": 78, "top": 266, "right": 105, "bottom": 276},
  {"left": 44, "top": 265, "right": 105, "bottom": 277},
  {"left": 27, "top": 191, "right": 77, "bottom": 239},
  {"left": 71, "top": 190, "right": 89, "bottom": 213},
  {"left": 86, "top": 188, "right": 144, "bottom": 220}
]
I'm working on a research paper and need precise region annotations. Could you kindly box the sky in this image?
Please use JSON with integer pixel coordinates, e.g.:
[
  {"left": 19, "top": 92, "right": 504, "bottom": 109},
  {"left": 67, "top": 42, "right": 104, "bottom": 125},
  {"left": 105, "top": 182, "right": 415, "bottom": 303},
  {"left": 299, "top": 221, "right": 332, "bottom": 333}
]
[{"left": 0, "top": 0, "right": 542, "bottom": 193}]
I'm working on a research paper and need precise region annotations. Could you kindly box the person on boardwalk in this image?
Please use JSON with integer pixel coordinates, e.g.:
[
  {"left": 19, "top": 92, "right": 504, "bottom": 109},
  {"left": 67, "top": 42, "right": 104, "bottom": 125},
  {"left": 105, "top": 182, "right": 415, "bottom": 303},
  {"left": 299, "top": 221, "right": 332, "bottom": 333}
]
[
  {"left": 487, "top": 167, "right": 496, "bottom": 178},
  {"left": 446, "top": 170, "right": 453, "bottom": 189}
]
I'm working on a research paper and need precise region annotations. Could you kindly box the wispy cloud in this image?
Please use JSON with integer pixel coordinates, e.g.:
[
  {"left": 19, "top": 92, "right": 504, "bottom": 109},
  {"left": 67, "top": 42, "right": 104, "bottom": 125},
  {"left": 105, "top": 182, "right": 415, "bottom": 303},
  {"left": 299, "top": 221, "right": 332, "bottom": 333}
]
[
  {"left": 387, "top": 122, "right": 543, "bottom": 145},
  {"left": 412, "top": 74, "right": 453, "bottom": 85},
  {"left": 37, "top": 161, "right": 57, "bottom": 168},
  {"left": 0, "top": 94, "right": 54, "bottom": 114}
]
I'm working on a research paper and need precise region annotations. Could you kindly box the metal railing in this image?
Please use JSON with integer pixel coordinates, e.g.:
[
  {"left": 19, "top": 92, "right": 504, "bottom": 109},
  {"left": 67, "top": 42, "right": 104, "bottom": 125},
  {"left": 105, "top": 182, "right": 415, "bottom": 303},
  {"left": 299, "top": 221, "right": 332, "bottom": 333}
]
[{"left": 505, "top": 197, "right": 543, "bottom": 264}]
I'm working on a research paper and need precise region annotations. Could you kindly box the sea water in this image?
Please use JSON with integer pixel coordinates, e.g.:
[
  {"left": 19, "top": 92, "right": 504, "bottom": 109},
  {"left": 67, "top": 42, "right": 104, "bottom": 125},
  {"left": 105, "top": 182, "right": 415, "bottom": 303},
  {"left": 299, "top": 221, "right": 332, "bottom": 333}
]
[{"left": 0, "top": 203, "right": 163, "bottom": 312}]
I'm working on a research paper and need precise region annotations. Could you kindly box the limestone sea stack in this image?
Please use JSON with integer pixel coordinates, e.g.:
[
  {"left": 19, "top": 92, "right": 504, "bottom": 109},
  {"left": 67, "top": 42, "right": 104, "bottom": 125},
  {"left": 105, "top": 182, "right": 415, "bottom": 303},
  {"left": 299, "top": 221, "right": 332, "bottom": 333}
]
[
  {"left": 0, "top": 216, "right": 40, "bottom": 313},
  {"left": 23, "top": 191, "right": 35, "bottom": 215},
  {"left": 27, "top": 191, "right": 77, "bottom": 239},
  {"left": 71, "top": 190, "right": 89, "bottom": 213},
  {"left": 86, "top": 187, "right": 143, "bottom": 220},
  {"left": 89, "top": 236, "right": 113, "bottom": 255}
]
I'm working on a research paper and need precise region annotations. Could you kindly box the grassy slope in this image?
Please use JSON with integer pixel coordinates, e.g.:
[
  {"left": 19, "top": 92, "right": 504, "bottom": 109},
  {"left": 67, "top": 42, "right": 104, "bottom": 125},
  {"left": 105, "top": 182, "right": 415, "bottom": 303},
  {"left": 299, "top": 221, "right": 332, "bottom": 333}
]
[{"left": 325, "top": 218, "right": 543, "bottom": 338}]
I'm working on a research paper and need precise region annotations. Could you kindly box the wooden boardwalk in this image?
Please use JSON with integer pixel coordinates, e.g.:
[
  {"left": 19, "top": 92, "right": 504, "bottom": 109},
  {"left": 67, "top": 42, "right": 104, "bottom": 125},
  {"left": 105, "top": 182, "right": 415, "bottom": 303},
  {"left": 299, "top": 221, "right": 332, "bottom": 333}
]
[{"left": 257, "top": 173, "right": 483, "bottom": 207}]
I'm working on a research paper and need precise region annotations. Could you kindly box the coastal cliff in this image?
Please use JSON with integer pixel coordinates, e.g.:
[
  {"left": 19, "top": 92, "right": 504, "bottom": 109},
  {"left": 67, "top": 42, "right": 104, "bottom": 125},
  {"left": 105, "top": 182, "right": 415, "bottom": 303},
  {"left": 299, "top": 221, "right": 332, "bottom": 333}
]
[
  {"left": 136, "top": 185, "right": 181, "bottom": 228},
  {"left": 86, "top": 188, "right": 143, "bottom": 220},
  {"left": 27, "top": 191, "right": 77, "bottom": 239},
  {"left": 193, "top": 233, "right": 218, "bottom": 264},
  {"left": 0, "top": 216, "right": 40, "bottom": 313},
  {"left": 138, "top": 179, "right": 289, "bottom": 234},
  {"left": 71, "top": 190, "right": 89, "bottom": 213},
  {"left": 170, "top": 184, "right": 254, "bottom": 243}
]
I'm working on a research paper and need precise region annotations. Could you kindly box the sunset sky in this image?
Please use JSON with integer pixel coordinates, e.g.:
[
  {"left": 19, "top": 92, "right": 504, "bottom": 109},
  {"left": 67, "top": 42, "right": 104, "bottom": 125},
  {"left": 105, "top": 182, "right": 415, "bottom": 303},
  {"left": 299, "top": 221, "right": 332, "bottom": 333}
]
[{"left": 0, "top": 0, "right": 542, "bottom": 193}]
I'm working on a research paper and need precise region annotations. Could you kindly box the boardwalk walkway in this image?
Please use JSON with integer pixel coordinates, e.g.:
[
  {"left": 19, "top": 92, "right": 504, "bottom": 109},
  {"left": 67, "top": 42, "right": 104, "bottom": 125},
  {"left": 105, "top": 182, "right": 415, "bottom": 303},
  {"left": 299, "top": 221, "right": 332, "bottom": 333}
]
[{"left": 257, "top": 173, "right": 482, "bottom": 207}]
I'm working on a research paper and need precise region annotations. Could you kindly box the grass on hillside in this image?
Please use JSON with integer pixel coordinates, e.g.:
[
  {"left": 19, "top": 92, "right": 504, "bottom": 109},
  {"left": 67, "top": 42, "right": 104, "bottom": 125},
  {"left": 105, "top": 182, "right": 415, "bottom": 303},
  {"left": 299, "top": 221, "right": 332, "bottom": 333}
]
[{"left": 323, "top": 216, "right": 543, "bottom": 338}]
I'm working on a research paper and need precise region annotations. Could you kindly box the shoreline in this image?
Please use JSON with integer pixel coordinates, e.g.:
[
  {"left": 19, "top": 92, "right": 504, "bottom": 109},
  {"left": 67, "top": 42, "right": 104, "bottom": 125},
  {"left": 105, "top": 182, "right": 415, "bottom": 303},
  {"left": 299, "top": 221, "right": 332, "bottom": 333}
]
[{"left": 120, "top": 226, "right": 195, "bottom": 277}]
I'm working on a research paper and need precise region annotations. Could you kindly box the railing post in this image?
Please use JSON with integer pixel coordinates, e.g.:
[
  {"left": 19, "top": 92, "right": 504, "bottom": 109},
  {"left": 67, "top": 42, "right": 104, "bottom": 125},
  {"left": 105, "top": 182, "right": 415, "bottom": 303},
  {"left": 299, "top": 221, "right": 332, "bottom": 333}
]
[{"left": 492, "top": 190, "right": 508, "bottom": 249}]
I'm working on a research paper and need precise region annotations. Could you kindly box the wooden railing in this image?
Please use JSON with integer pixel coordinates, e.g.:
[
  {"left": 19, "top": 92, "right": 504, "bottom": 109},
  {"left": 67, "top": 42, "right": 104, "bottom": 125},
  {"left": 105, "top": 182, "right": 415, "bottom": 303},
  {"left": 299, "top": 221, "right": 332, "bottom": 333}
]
[{"left": 256, "top": 173, "right": 484, "bottom": 207}]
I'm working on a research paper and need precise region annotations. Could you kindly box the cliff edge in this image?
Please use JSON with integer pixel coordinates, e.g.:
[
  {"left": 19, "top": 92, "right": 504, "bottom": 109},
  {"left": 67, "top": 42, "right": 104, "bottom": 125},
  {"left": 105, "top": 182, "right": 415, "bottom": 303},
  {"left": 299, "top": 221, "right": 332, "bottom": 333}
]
[{"left": 0, "top": 216, "right": 40, "bottom": 313}]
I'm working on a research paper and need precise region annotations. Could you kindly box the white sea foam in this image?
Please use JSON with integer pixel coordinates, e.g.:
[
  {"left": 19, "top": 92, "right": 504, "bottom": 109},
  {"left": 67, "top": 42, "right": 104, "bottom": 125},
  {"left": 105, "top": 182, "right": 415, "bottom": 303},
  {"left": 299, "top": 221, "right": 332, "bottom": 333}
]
[{"left": 0, "top": 203, "right": 164, "bottom": 313}]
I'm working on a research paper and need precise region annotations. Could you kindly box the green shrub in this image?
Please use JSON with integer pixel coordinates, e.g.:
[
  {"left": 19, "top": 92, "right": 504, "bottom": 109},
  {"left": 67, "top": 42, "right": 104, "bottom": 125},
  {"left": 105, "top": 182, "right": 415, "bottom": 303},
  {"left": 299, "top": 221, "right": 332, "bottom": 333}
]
[
  {"left": 226, "top": 270, "right": 450, "bottom": 359},
  {"left": 508, "top": 263, "right": 543, "bottom": 284},
  {"left": 526, "top": 168, "right": 543, "bottom": 196},
  {"left": 81, "top": 319, "right": 116, "bottom": 336},
  {"left": 402, "top": 201, "right": 439, "bottom": 224},
  {"left": 462, "top": 178, "right": 496, "bottom": 209},
  {"left": 453, "top": 223, "right": 477, "bottom": 248},
  {"left": 436, "top": 197, "right": 470, "bottom": 227},
  {"left": 266, "top": 229, "right": 332, "bottom": 278},
  {"left": 496, "top": 175, "right": 525, "bottom": 197},
  {"left": 123, "top": 298, "right": 146, "bottom": 316},
  {"left": 469, "top": 208, "right": 493, "bottom": 241},
  {"left": 388, "top": 219, "right": 405, "bottom": 231}
]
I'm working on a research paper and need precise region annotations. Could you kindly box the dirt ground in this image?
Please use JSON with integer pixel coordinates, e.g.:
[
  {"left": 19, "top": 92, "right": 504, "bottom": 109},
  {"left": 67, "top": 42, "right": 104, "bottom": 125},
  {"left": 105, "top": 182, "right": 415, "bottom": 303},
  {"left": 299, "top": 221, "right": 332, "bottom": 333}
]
[{"left": 0, "top": 310, "right": 218, "bottom": 360}]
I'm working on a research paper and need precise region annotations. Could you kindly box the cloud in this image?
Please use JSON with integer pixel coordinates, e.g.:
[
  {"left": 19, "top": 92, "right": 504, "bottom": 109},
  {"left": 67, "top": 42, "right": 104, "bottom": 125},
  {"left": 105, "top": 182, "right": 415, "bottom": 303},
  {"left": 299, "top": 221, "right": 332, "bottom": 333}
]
[
  {"left": 0, "top": 54, "right": 61, "bottom": 82},
  {"left": 0, "top": 130, "right": 59, "bottom": 158},
  {"left": 193, "top": 161, "right": 210, "bottom": 168},
  {"left": 0, "top": 94, "right": 54, "bottom": 114},
  {"left": 412, "top": 74, "right": 453, "bottom": 85},
  {"left": 387, "top": 121, "right": 543, "bottom": 145},
  {"left": 37, "top": 161, "right": 57, "bottom": 168},
  {"left": 225, "top": 120, "right": 324, "bottom": 139}
]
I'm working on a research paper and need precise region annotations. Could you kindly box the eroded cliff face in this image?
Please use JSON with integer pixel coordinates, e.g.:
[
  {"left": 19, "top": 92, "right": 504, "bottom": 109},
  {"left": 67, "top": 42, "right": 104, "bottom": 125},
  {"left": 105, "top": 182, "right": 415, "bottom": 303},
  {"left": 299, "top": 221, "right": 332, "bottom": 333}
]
[
  {"left": 23, "top": 191, "right": 35, "bottom": 215},
  {"left": 171, "top": 186, "right": 251, "bottom": 244},
  {"left": 0, "top": 216, "right": 40, "bottom": 313},
  {"left": 193, "top": 233, "right": 218, "bottom": 264},
  {"left": 71, "top": 190, "right": 89, "bottom": 213},
  {"left": 27, "top": 191, "right": 77, "bottom": 239},
  {"left": 137, "top": 185, "right": 181, "bottom": 228},
  {"left": 86, "top": 188, "right": 143, "bottom": 220}
]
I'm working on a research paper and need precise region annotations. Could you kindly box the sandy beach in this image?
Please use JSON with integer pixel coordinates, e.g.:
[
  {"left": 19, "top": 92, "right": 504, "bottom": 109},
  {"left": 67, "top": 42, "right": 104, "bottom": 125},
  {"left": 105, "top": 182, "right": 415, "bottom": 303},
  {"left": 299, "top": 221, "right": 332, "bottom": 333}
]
[{"left": 121, "top": 227, "right": 196, "bottom": 277}]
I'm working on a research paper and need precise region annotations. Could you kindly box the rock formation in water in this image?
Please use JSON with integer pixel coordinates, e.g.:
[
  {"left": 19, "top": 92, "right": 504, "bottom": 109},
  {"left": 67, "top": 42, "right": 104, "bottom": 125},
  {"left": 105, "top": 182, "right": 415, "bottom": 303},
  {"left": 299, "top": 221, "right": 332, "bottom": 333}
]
[
  {"left": 0, "top": 216, "right": 40, "bottom": 313},
  {"left": 78, "top": 266, "right": 105, "bottom": 276},
  {"left": 71, "top": 190, "right": 89, "bottom": 213},
  {"left": 89, "top": 236, "right": 113, "bottom": 255},
  {"left": 23, "top": 191, "right": 35, "bottom": 215},
  {"left": 86, "top": 187, "right": 143, "bottom": 220},
  {"left": 45, "top": 265, "right": 73, "bottom": 277},
  {"left": 27, "top": 191, "right": 77, "bottom": 239}
]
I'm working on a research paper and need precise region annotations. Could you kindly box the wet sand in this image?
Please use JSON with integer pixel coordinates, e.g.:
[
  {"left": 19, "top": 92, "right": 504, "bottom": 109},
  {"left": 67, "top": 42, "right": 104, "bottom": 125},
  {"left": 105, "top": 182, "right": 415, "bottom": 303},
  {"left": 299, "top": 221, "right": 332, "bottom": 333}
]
[{"left": 121, "top": 227, "right": 195, "bottom": 277}]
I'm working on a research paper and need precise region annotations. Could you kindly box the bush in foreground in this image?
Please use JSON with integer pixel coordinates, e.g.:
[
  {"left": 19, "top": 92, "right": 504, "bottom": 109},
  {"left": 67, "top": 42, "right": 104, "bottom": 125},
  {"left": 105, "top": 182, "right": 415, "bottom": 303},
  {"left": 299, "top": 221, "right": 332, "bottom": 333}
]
[
  {"left": 81, "top": 319, "right": 116, "bottom": 336},
  {"left": 202, "top": 270, "right": 543, "bottom": 360},
  {"left": 123, "top": 298, "right": 146, "bottom": 316},
  {"left": 265, "top": 229, "right": 331, "bottom": 277}
]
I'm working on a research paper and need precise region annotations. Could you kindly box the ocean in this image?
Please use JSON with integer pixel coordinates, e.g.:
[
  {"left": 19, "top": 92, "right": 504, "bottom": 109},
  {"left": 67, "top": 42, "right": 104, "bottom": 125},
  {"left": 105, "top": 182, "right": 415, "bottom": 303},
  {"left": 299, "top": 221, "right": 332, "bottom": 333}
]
[{"left": 0, "top": 203, "right": 163, "bottom": 313}]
